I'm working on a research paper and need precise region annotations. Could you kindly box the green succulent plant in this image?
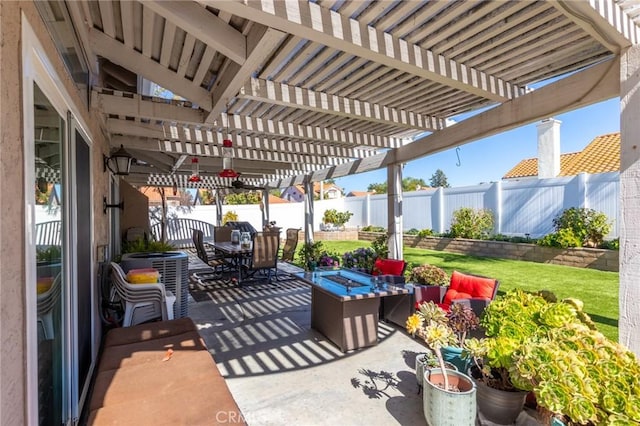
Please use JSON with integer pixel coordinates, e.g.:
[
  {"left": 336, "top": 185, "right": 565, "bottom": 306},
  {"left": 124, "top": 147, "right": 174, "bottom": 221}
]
[{"left": 465, "top": 289, "right": 640, "bottom": 425}]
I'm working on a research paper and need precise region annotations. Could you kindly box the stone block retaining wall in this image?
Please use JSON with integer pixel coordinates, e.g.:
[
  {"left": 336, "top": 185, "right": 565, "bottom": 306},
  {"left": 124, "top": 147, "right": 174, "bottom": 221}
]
[{"left": 358, "top": 232, "right": 619, "bottom": 272}]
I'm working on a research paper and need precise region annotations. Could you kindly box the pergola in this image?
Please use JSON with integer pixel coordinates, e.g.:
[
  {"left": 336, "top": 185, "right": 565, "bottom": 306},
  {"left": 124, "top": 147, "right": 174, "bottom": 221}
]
[{"left": 54, "top": 0, "right": 640, "bottom": 353}]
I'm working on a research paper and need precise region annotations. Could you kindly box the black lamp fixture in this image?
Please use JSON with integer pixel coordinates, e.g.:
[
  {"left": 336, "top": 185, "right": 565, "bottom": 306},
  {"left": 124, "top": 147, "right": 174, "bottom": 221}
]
[
  {"left": 103, "top": 196, "right": 124, "bottom": 214},
  {"left": 103, "top": 144, "right": 134, "bottom": 176}
]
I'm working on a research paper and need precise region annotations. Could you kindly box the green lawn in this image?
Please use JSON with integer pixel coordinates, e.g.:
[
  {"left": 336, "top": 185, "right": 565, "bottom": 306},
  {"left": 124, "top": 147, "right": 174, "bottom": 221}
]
[{"left": 309, "top": 240, "right": 620, "bottom": 341}]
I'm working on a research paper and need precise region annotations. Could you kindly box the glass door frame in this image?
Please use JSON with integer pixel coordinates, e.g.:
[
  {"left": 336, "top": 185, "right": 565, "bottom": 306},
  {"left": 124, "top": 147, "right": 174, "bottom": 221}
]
[{"left": 22, "top": 13, "right": 97, "bottom": 425}]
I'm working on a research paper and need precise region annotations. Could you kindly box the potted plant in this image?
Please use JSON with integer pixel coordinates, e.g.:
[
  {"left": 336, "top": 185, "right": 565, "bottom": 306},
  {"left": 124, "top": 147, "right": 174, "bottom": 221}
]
[
  {"left": 406, "top": 264, "right": 450, "bottom": 306},
  {"left": 406, "top": 302, "right": 479, "bottom": 405},
  {"left": 298, "top": 241, "right": 324, "bottom": 271},
  {"left": 465, "top": 289, "right": 640, "bottom": 425},
  {"left": 420, "top": 322, "right": 477, "bottom": 426}
]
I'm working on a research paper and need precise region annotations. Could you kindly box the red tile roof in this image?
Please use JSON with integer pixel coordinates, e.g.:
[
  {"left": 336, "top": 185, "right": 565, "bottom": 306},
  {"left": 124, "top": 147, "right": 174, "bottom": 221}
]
[{"left": 502, "top": 132, "right": 620, "bottom": 179}]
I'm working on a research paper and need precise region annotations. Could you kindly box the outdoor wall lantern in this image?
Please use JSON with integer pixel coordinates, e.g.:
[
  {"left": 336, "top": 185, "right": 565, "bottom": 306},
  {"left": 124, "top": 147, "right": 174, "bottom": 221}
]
[
  {"left": 103, "top": 196, "right": 124, "bottom": 214},
  {"left": 218, "top": 139, "right": 239, "bottom": 178},
  {"left": 103, "top": 144, "right": 134, "bottom": 176}
]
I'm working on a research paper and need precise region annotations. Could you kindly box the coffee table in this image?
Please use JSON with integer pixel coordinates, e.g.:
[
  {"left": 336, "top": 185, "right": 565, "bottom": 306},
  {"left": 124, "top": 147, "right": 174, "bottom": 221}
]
[{"left": 296, "top": 268, "right": 412, "bottom": 352}]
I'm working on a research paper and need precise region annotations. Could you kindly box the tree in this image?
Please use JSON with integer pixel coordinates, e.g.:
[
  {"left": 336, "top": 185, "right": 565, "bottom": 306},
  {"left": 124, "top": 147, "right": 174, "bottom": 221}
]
[
  {"left": 367, "top": 177, "right": 428, "bottom": 193},
  {"left": 367, "top": 182, "right": 388, "bottom": 194},
  {"left": 403, "top": 177, "right": 428, "bottom": 191},
  {"left": 224, "top": 191, "right": 261, "bottom": 205},
  {"left": 430, "top": 169, "right": 450, "bottom": 188}
]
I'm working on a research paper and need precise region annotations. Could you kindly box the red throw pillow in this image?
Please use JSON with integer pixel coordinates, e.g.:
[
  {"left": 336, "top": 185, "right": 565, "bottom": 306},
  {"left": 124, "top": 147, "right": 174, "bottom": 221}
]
[
  {"left": 443, "top": 271, "right": 496, "bottom": 306},
  {"left": 372, "top": 259, "right": 405, "bottom": 276}
]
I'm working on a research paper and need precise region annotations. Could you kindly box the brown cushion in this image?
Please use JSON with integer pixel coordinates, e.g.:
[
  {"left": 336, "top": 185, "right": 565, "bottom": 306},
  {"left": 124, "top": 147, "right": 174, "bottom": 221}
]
[
  {"left": 97, "top": 330, "right": 207, "bottom": 372},
  {"left": 103, "top": 317, "right": 197, "bottom": 348},
  {"left": 87, "top": 374, "right": 246, "bottom": 425},
  {"left": 89, "top": 318, "right": 245, "bottom": 425},
  {"left": 90, "top": 349, "right": 223, "bottom": 410}
]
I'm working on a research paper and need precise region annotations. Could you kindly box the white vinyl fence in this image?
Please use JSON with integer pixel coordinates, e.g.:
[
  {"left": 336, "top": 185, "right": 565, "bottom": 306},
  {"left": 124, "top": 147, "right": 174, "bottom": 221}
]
[{"left": 162, "top": 172, "right": 620, "bottom": 239}]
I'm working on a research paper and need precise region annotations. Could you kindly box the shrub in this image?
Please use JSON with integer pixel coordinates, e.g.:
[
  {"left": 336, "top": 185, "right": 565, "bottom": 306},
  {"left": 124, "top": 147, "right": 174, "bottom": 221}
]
[
  {"left": 370, "top": 233, "right": 389, "bottom": 259},
  {"left": 361, "top": 225, "right": 386, "bottom": 232},
  {"left": 600, "top": 238, "right": 619, "bottom": 250},
  {"left": 552, "top": 207, "right": 611, "bottom": 247},
  {"left": 449, "top": 207, "right": 494, "bottom": 239},
  {"left": 407, "top": 264, "right": 449, "bottom": 286},
  {"left": 322, "top": 209, "right": 353, "bottom": 228},
  {"left": 222, "top": 210, "right": 238, "bottom": 224},
  {"left": 417, "top": 228, "right": 434, "bottom": 237},
  {"left": 123, "top": 239, "right": 175, "bottom": 254},
  {"left": 405, "top": 228, "right": 420, "bottom": 235},
  {"left": 537, "top": 228, "right": 583, "bottom": 248},
  {"left": 298, "top": 241, "right": 325, "bottom": 266}
]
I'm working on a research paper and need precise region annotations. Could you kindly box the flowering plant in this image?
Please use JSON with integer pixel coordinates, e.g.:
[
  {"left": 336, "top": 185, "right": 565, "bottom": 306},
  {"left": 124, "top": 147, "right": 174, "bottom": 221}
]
[
  {"left": 318, "top": 253, "right": 340, "bottom": 268},
  {"left": 341, "top": 247, "right": 377, "bottom": 272},
  {"left": 407, "top": 264, "right": 449, "bottom": 286}
]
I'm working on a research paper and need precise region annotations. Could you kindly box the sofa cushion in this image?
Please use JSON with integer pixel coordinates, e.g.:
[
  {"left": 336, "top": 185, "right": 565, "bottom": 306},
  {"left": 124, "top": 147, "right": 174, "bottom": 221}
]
[
  {"left": 372, "top": 259, "right": 406, "bottom": 276},
  {"left": 443, "top": 271, "right": 497, "bottom": 306}
]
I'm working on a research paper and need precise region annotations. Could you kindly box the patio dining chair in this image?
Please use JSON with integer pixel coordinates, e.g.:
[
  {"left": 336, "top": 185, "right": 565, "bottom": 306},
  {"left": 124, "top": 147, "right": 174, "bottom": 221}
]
[
  {"left": 242, "top": 232, "right": 280, "bottom": 285},
  {"left": 192, "top": 229, "right": 227, "bottom": 280},
  {"left": 110, "top": 262, "right": 176, "bottom": 327},
  {"left": 280, "top": 228, "right": 300, "bottom": 263}
]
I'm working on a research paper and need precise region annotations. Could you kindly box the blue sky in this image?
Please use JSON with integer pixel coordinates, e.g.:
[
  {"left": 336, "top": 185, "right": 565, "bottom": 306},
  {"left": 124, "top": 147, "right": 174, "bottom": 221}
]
[{"left": 335, "top": 97, "right": 621, "bottom": 193}]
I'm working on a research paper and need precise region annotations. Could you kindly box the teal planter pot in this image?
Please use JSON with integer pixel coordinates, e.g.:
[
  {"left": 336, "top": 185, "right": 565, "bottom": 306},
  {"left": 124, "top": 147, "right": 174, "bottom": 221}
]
[
  {"left": 440, "top": 346, "right": 470, "bottom": 372},
  {"left": 423, "top": 368, "right": 476, "bottom": 426}
]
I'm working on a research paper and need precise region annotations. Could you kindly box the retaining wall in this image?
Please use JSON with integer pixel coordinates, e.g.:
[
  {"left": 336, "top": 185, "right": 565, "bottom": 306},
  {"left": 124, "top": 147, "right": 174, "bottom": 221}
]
[{"left": 358, "top": 232, "right": 619, "bottom": 272}]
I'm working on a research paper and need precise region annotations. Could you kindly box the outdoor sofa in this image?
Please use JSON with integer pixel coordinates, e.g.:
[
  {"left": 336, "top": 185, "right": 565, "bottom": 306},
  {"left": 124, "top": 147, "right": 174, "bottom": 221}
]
[{"left": 87, "top": 317, "right": 245, "bottom": 425}]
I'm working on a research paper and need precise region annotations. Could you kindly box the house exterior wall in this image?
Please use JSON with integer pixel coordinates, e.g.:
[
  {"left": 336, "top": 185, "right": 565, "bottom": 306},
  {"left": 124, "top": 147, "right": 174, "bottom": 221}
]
[
  {"left": 281, "top": 186, "right": 304, "bottom": 202},
  {"left": 0, "top": 2, "right": 111, "bottom": 423}
]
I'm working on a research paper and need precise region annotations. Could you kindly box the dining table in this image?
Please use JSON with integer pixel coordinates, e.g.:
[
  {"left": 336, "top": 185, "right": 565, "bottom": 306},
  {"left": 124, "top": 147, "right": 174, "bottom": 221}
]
[{"left": 207, "top": 241, "right": 253, "bottom": 284}]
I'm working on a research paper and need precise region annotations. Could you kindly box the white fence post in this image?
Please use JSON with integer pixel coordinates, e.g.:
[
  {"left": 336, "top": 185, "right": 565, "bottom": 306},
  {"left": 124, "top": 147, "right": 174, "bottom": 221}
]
[
  {"left": 491, "top": 180, "right": 502, "bottom": 235},
  {"left": 432, "top": 187, "right": 445, "bottom": 234},
  {"left": 577, "top": 172, "right": 589, "bottom": 208}
]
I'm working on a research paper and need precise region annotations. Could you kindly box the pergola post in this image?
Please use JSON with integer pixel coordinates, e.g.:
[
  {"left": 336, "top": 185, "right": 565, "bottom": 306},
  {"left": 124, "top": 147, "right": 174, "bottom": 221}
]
[
  {"left": 262, "top": 188, "right": 270, "bottom": 229},
  {"left": 387, "top": 164, "right": 403, "bottom": 260},
  {"left": 304, "top": 178, "right": 314, "bottom": 245},
  {"left": 620, "top": 45, "right": 640, "bottom": 355},
  {"left": 215, "top": 190, "right": 223, "bottom": 226}
]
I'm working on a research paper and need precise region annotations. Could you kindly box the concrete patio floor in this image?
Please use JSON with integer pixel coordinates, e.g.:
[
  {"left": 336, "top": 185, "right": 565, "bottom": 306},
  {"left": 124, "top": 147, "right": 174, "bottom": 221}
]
[{"left": 185, "top": 258, "right": 540, "bottom": 426}]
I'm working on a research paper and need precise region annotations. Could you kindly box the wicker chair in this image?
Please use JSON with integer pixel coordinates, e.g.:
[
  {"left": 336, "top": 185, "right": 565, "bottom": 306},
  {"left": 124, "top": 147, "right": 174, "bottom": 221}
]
[{"left": 110, "top": 262, "right": 176, "bottom": 327}]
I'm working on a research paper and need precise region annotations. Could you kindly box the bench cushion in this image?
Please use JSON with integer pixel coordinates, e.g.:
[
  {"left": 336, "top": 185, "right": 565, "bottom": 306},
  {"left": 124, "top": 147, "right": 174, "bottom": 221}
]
[{"left": 88, "top": 318, "right": 245, "bottom": 425}]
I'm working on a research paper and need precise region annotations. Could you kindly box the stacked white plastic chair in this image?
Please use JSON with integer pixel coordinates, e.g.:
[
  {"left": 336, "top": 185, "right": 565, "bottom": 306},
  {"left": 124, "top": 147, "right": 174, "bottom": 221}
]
[
  {"left": 37, "top": 272, "right": 62, "bottom": 340},
  {"left": 110, "top": 262, "right": 176, "bottom": 327}
]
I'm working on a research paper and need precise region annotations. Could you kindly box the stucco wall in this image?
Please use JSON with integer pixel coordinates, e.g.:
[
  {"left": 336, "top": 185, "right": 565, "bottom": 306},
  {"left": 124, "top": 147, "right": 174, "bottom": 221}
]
[
  {"left": 120, "top": 180, "right": 150, "bottom": 237},
  {"left": 0, "top": 2, "right": 111, "bottom": 423}
]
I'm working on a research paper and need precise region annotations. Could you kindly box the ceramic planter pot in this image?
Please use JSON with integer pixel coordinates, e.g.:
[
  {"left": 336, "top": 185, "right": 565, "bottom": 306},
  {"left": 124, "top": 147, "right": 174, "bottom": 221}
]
[
  {"left": 470, "top": 366, "right": 527, "bottom": 425},
  {"left": 440, "top": 345, "right": 470, "bottom": 372},
  {"left": 423, "top": 368, "right": 476, "bottom": 426},
  {"left": 415, "top": 354, "right": 458, "bottom": 389}
]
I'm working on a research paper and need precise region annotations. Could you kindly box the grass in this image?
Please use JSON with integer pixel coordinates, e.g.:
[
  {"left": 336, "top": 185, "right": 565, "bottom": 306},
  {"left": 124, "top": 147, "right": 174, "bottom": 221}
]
[{"left": 301, "top": 240, "right": 620, "bottom": 341}]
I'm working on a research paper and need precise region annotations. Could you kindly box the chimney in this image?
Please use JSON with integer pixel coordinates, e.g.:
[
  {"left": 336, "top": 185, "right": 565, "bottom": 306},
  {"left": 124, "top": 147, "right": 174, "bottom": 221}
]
[{"left": 537, "top": 118, "right": 561, "bottom": 178}]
